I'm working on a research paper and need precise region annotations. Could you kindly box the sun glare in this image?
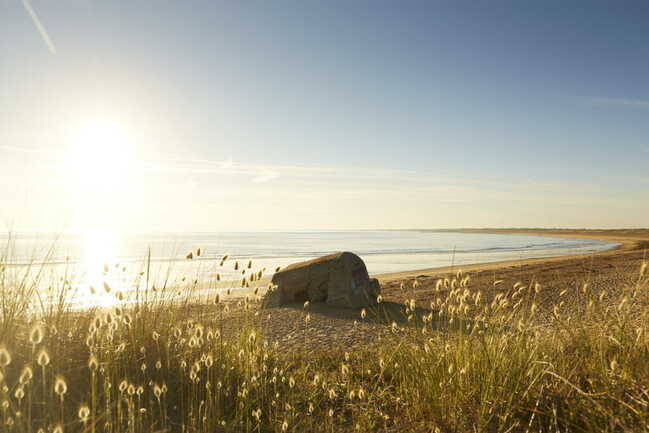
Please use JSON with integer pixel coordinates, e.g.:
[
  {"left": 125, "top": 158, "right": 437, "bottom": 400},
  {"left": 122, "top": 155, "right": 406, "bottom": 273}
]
[
  {"left": 65, "top": 121, "right": 134, "bottom": 193},
  {"left": 77, "top": 229, "right": 121, "bottom": 309}
]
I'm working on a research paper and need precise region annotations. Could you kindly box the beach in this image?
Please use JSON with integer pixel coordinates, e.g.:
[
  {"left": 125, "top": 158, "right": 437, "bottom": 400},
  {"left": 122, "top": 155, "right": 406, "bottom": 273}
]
[
  {"left": 379, "top": 228, "right": 648, "bottom": 280},
  {"left": 2, "top": 228, "right": 646, "bottom": 432},
  {"left": 3, "top": 229, "right": 619, "bottom": 310},
  {"left": 16, "top": 228, "right": 642, "bottom": 340},
  {"left": 225, "top": 229, "right": 649, "bottom": 352}
]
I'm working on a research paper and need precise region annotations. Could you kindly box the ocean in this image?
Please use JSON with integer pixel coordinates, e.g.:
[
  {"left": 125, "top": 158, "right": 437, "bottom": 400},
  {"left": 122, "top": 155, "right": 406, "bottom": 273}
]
[{"left": 1, "top": 230, "right": 617, "bottom": 309}]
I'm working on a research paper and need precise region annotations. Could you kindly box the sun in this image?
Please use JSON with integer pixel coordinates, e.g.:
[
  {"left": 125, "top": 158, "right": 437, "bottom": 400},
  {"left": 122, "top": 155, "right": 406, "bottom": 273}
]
[{"left": 65, "top": 121, "right": 134, "bottom": 193}]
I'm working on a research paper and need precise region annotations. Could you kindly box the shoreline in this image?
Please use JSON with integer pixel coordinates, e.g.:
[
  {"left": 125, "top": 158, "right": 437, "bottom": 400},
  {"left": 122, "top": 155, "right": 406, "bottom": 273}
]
[
  {"left": 20, "top": 229, "right": 649, "bottom": 356},
  {"left": 218, "top": 229, "right": 649, "bottom": 355},
  {"left": 10, "top": 229, "right": 648, "bottom": 308},
  {"left": 216, "top": 229, "right": 645, "bottom": 300},
  {"left": 199, "top": 229, "right": 647, "bottom": 298},
  {"left": 375, "top": 229, "right": 647, "bottom": 283}
]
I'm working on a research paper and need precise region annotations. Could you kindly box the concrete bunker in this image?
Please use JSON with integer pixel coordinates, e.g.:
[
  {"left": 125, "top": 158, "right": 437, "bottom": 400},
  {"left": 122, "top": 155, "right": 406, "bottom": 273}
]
[{"left": 265, "top": 252, "right": 380, "bottom": 308}]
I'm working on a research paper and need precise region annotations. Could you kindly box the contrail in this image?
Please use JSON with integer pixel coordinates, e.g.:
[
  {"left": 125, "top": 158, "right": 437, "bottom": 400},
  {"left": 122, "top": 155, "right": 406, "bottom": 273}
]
[{"left": 21, "top": 0, "right": 56, "bottom": 54}]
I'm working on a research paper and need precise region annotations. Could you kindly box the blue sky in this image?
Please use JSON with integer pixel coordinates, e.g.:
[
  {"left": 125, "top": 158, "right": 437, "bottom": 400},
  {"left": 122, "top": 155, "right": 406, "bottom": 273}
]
[{"left": 1, "top": 1, "right": 648, "bottom": 231}]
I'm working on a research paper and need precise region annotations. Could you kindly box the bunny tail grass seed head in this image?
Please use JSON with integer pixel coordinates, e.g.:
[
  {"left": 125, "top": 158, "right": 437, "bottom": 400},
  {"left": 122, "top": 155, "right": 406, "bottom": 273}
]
[
  {"left": 78, "top": 405, "right": 90, "bottom": 424},
  {"left": 88, "top": 354, "right": 99, "bottom": 372},
  {"left": 54, "top": 376, "right": 68, "bottom": 399},
  {"left": 37, "top": 349, "right": 50, "bottom": 367},
  {"left": 0, "top": 346, "right": 11, "bottom": 367},
  {"left": 19, "top": 365, "right": 33, "bottom": 384},
  {"left": 29, "top": 324, "right": 44, "bottom": 345}
]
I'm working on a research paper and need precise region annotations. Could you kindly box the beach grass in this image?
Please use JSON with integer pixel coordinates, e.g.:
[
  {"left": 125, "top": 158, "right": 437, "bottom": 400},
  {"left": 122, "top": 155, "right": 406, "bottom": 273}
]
[{"left": 0, "top": 242, "right": 647, "bottom": 432}]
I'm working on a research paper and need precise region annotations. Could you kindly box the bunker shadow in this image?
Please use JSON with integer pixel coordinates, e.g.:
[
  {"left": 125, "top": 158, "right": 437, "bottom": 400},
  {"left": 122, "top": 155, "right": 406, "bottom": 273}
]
[{"left": 278, "top": 300, "right": 484, "bottom": 335}]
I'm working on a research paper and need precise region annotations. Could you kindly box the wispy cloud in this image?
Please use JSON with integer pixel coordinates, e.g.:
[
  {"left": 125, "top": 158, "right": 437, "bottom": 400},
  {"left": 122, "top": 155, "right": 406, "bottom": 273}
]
[
  {"left": 133, "top": 156, "right": 625, "bottom": 194},
  {"left": 590, "top": 97, "right": 649, "bottom": 109},
  {"left": 253, "top": 170, "right": 280, "bottom": 183},
  {"left": 144, "top": 156, "right": 415, "bottom": 185},
  {"left": 21, "top": 0, "right": 56, "bottom": 54},
  {"left": 1, "top": 143, "right": 411, "bottom": 186},
  {"left": 0, "top": 144, "right": 49, "bottom": 154},
  {"left": 220, "top": 157, "right": 233, "bottom": 169}
]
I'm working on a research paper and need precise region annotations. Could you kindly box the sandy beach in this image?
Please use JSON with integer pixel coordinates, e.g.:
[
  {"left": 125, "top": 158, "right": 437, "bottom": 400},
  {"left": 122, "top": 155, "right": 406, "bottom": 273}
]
[
  {"left": 227, "top": 229, "right": 649, "bottom": 352},
  {"left": 377, "top": 228, "right": 648, "bottom": 280}
]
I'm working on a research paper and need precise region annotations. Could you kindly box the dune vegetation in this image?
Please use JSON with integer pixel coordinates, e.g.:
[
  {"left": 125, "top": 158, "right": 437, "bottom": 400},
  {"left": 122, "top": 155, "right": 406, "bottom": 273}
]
[{"left": 0, "top": 244, "right": 648, "bottom": 433}]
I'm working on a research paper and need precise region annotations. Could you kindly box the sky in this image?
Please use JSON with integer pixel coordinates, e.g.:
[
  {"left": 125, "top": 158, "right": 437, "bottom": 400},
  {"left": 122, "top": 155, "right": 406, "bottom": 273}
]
[{"left": 1, "top": 0, "right": 648, "bottom": 232}]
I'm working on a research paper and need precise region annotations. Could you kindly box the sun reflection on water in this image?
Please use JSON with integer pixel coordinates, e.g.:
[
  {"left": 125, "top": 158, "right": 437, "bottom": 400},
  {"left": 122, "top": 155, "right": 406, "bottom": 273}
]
[{"left": 77, "top": 229, "right": 122, "bottom": 309}]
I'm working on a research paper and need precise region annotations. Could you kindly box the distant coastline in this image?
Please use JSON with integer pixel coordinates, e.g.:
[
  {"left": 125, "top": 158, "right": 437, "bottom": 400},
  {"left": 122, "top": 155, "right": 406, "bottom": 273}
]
[{"left": 376, "top": 228, "right": 649, "bottom": 281}]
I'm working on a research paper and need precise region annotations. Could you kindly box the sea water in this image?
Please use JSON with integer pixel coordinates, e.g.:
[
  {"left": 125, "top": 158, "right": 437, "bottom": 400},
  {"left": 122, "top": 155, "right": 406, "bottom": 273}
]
[{"left": 1, "top": 230, "right": 618, "bottom": 309}]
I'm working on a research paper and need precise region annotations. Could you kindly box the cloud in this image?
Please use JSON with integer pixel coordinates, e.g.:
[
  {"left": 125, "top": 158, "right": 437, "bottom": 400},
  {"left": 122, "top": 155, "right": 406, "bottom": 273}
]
[
  {"left": 220, "top": 157, "right": 233, "bottom": 169},
  {"left": 21, "top": 0, "right": 57, "bottom": 54},
  {"left": 590, "top": 98, "right": 649, "bottom": 110},
  {"left": 253, "top": 171, "right": 280, "bottom": 183},
  {"left": 0, "top": 143, "right": 417, "bottom": 186},
  {"left": 145, "top": 156, "right": 416, "bottom": 184},
  {"left": 0, "top": 144, "right": 49, "bottom": 154}
]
